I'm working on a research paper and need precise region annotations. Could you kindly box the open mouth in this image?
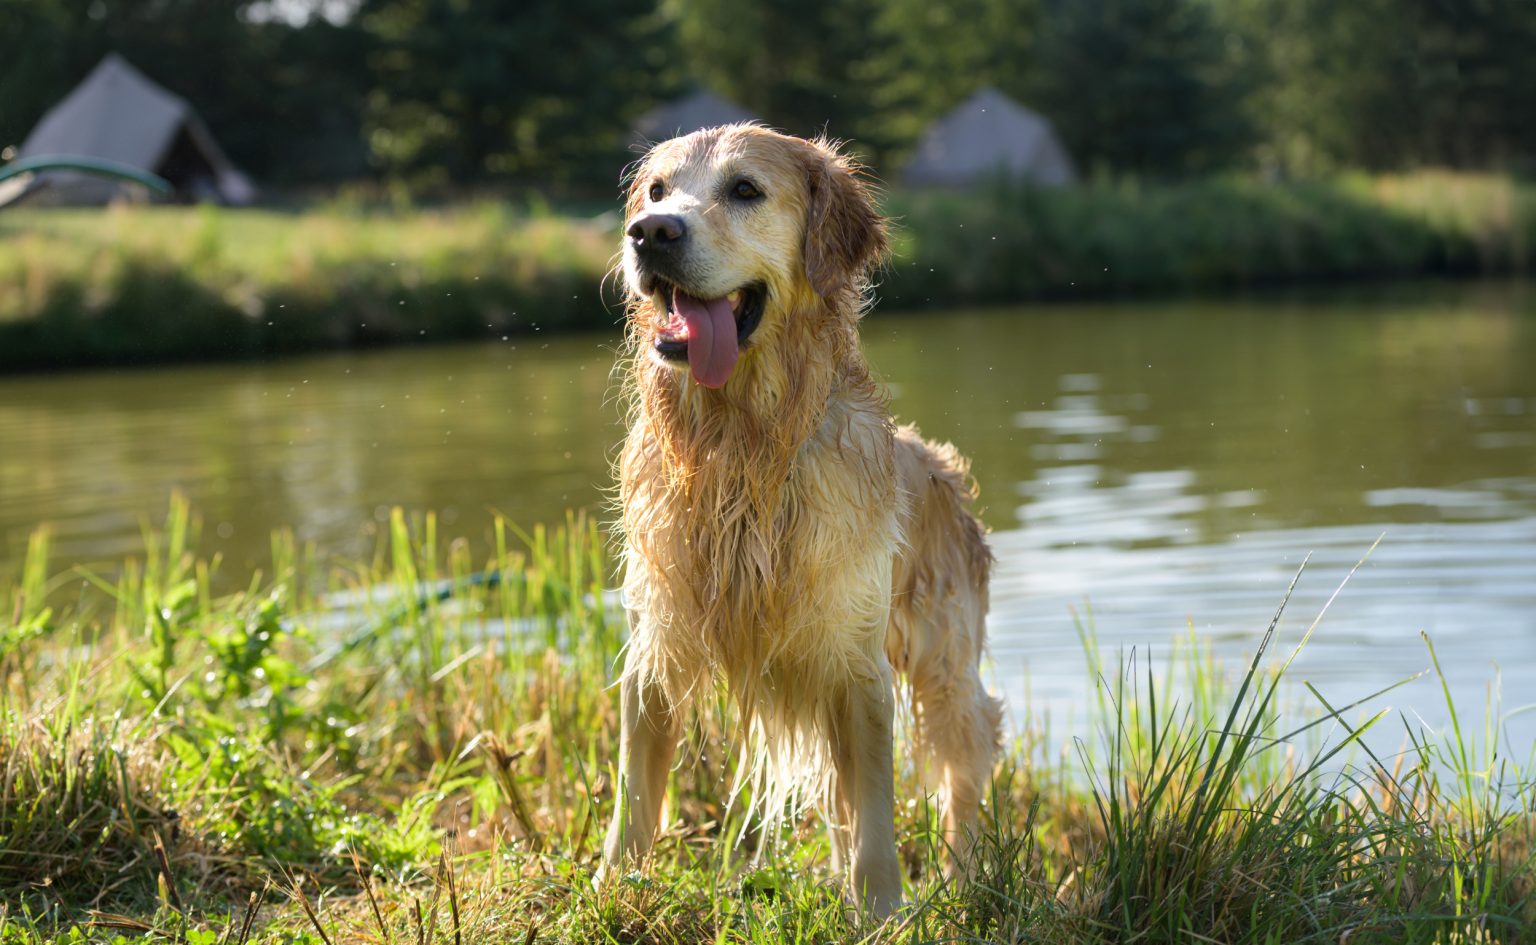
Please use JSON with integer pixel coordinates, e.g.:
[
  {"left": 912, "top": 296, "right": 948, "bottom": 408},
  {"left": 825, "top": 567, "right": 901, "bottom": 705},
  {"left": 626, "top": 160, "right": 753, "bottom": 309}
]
[{"left": 650, "top": 281, "right": 766, "bottom": 388}]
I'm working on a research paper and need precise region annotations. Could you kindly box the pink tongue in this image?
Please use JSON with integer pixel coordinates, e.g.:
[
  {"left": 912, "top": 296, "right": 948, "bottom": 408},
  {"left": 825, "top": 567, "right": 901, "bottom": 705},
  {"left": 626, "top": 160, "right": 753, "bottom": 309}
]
[{"left": 672, "top": 291, "right": 739, "bottom": 388}]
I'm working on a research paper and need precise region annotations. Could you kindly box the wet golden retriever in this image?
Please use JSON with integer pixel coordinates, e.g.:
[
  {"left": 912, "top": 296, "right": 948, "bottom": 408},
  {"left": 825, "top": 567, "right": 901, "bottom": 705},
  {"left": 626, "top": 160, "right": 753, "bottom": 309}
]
[{"left": 601, "top": 124, "right": 1001, "bottom": 917}]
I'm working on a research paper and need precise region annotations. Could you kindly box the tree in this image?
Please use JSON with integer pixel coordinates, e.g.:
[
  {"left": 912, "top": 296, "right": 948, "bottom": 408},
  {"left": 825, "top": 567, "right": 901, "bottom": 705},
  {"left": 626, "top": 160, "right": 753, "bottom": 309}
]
[
  {"left": 663, "top": 0, "right": 880, "bottom": 141},
  {"left": 1228, "top": 0, "right": 1536, "bottom": 173},
  {"left": 360, "top": 0, "right": 675, "bottom": 188},
  {"left": 853, "top": 0, "right": 1041, "bottom": 164},
  {"left": 0, "top": 0, "right": 371, "bottom": 183},
  {"left": 1028, "top": 0, "right": 1256, "bottom": 177}
]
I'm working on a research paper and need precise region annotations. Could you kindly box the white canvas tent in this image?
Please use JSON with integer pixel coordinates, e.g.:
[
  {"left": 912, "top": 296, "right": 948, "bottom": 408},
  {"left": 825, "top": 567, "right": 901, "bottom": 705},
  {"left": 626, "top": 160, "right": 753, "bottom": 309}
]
[
  {"left": 902, "top": 87, "right": 1075, "bottom": 188},
  {"left": 631, "top": 89, "right": 756, "bottom": 145},
  {"left": 8, "top": 54, "right": 255, "bottom": 206}
]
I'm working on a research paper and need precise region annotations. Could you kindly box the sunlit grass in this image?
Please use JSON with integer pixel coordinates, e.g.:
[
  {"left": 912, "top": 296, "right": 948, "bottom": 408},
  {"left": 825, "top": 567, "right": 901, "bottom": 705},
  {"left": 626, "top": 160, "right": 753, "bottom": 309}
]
[
  {"left": 1, "top": 496, "right": 1532, "bottom": 942},
  {"left": 883, "top": 170, "right": 1536, "bottom": 305},
  {"left": 0, "top": 202, "right": 617, "bottom": 369},
  {"left": 4, "top": 171, "right": 1536, "bottom": 369}
]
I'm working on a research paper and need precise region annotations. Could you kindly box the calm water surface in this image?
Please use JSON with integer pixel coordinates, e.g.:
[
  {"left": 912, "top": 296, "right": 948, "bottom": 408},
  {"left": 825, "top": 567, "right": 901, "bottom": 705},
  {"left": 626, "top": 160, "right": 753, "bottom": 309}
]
[{"left": 3, "top": 280, "right": 1534, "bottom": 752}]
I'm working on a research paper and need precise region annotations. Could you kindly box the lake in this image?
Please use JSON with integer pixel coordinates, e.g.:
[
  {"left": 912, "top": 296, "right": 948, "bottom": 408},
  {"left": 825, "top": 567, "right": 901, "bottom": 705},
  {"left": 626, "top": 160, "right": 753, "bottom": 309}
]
[{"left": 2, "top": 279, "right": 1534, "bottom": 754}]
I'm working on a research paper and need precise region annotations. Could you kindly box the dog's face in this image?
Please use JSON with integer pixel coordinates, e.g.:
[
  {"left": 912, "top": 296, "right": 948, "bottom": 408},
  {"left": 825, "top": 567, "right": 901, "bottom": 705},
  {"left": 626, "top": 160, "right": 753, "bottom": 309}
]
[{"left": 623, "top": 125, "right": 885, "bottom": 388}]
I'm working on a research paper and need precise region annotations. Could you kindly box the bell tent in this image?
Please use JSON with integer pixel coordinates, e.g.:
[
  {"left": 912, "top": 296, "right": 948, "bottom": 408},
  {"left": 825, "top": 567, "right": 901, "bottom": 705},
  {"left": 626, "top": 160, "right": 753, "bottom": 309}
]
[
  {"left": 902, "top": 87, "right": 1075, "bottom": 188},
  {"left": 8, "top": 54, "right": 255, "bottom": 205},
  {"left": 632, "top": 89, "right": 756, "bottom": 145}
]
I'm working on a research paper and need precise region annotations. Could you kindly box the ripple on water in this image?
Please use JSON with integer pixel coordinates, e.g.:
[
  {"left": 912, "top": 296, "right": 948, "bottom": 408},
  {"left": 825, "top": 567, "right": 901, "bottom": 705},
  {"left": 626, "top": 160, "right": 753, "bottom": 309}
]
[
  {"left": 987, "top": 515, "right": 1536, "bottom": 756},
  {"left": 3, "top": 284, "right": 1536, "bottom": 759}
]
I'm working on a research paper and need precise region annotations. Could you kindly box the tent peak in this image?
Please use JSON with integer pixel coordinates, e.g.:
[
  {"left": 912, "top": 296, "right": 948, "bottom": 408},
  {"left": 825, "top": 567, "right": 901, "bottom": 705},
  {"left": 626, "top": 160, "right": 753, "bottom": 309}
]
[{"left": 12, "top": 53, "right": 254, "bottom": 206}]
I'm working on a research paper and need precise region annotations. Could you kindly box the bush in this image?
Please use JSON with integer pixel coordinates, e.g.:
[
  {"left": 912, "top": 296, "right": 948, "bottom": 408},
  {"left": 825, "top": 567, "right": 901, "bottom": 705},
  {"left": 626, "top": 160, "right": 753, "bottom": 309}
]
[
  {"left": 881, "top": 171, "right": 1536, "bottom": 306},
  {"left": 0, "top": 203, "right": 617, "bottom": 370},
  {"left": 3, "top": 172, "right": 1534, "bottom": 370}
]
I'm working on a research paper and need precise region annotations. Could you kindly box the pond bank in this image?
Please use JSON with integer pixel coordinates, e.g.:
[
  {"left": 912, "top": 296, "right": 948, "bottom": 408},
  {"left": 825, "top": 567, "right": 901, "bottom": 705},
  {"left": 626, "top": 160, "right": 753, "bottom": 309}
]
[
  {"left": 2, "top": 171, "right": 1533, "bottom": 370},
  {"left": 5, "top": 282, "right": 1534, "bottom": 750},
  {"left": 3, "top": 505, "right": 1533, "bottom": 942}
]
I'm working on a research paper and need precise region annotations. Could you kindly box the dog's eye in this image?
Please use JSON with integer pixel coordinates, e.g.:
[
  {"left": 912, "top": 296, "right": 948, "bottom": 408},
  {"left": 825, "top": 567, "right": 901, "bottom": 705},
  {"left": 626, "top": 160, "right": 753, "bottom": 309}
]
[
  {"left": 732, "top": 179, "right": 763, "bottom": 201},
  {"left": 648, "top": 181, "right": 664, "bottom": 202}
]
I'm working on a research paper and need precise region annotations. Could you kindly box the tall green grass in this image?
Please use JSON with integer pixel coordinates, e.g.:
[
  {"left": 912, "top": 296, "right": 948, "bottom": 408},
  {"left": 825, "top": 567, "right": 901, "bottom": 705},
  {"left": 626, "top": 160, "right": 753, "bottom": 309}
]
[
  {"left": 0, "top": 202, "right": 617, "bottom": 370},
  {"left": 0, "top": 498, "right": 1532, "bottom": 942},
  {"left": 883, "top": 171, "right": 1536, "bottom": 305},
  {"left": 4, "top": 171, "right": 1536, "bottom": 370}
]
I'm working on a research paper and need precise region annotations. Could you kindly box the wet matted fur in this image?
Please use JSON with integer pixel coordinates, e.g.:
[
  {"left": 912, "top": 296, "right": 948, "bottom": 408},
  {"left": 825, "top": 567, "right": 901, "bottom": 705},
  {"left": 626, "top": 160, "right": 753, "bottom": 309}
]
[{"left": 600, "top": 124, "right": 1002, "bottom": 917}]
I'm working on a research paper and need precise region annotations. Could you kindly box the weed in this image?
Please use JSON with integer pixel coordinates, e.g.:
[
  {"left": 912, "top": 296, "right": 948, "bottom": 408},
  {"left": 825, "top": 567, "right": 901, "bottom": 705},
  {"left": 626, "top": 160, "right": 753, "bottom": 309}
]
[
  {"left": 5, "top": 172, "right": 1536, "bottom": 369},
  {"left": 0, "top": 497, "right": 1531, "bottom": 942}
]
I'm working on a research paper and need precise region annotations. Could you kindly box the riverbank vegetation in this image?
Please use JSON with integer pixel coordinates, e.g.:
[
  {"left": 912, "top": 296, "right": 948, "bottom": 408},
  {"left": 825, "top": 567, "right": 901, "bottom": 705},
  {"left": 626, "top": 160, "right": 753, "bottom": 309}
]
[
  {"left": 0, "top": 202, "right": 616, "bottom": 370},
  {"left": 885, "top": 171, "right": 1536, "bottom": 305},
  {"left": 2, "top": 499, "right": 1532, "bottom": 942},
  {"left": 4, "top": 170, "right": 1535, "bottom": 371}
]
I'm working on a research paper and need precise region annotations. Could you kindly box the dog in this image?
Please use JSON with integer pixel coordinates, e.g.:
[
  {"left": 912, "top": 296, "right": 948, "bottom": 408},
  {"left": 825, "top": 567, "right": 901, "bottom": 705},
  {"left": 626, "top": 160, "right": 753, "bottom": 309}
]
[{"left": 601, "top": 124, "right": 1001, "bottom": 917}]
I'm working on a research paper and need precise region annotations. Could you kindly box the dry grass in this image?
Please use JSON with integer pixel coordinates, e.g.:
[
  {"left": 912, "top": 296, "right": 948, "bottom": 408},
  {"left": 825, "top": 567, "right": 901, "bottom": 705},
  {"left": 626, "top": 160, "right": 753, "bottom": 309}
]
[{"left": 1, "top": 498, "right": 1532, "bottom": 943}]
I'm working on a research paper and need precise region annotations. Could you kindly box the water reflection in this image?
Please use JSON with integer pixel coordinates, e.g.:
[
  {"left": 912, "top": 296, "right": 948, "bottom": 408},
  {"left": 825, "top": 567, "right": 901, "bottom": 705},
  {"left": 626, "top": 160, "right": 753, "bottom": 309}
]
[
  {"left": 1, "top": 280, "right": 1533, "bottom": 749},
  {"left": 0, "top": 339, "right": 622, "bottom": 572},
  {"left": 864, "top": 282, "right": 1536, "bottom": 752}
]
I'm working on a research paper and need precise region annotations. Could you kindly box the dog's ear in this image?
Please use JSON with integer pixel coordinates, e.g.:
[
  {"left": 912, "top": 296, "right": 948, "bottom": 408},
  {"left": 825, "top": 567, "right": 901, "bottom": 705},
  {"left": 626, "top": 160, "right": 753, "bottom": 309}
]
[{"left": 802, "top": 145, "right": 887, "bottom": 299}]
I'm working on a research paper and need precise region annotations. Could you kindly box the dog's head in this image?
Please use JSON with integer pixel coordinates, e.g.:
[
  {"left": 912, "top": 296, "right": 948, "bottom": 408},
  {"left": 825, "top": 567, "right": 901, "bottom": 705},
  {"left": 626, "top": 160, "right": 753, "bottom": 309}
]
[{"left": 622, "top": 125, "right": 887, "bottom": 389}]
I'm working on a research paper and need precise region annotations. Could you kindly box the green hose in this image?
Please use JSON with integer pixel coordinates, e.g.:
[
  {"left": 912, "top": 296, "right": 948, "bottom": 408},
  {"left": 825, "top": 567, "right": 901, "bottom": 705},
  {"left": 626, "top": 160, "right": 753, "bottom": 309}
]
[{"left": 0, "top": 154, "right": 172, "bottom": 193}]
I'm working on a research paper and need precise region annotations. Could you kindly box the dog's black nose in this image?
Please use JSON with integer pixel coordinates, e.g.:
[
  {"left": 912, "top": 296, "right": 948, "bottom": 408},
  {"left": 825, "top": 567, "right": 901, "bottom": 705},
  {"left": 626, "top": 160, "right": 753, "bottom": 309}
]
[{"left": 627, "top": 213, "right": 686, "bottom": 252}]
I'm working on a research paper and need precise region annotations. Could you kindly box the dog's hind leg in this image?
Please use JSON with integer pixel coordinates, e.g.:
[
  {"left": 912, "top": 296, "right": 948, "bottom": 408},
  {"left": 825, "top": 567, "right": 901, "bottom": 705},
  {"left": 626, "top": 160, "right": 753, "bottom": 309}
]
[
  {"left": 599, "top": 667, "right": 679, "bottom": 878},
  {"left": 910, "top": 655, "right": 1003, "bottom": 873},
  {"left": 889, "top": 426, "right": 1001, "bottom": 874}
]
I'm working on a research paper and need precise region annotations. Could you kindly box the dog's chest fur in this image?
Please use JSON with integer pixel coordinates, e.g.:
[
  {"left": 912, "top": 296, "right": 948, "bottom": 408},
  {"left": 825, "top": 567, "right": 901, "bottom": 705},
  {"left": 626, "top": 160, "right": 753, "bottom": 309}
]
[{"left": 619, "top": 380, "right": 903, "bottom": 701}]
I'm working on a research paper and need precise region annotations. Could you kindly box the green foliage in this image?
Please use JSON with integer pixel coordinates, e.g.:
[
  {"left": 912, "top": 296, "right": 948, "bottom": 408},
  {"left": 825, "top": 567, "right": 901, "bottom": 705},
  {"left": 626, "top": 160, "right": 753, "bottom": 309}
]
[
  {"left": 883, "top": 171, "right": 1536, "bottom": 306},
  {"left": 853, "top": 0, "right": 1040, "bottom": 159},
  {"left": 1029, "top": 0, "right": 1256, "bottom": 176},
  {"left": 6, "top": 0, "right": 1536, "bottom": 186},
  {"left": 0, "top": 496, "right": 624, "bottom": 927},
  {"left": 0, "top": 0, "right": 371, "bottom": 183},
  {"left": 2, "top": 500, "right": 1533, "bottom": 942},
  {"left": 0, "top": 203, "right": 615, "bottom": 370},
  {"left": 664, "top": 0, "right": 882, "bottom": 140},
  {"left": 358, "top": 0, "right": 674, "bottom": 187},
  {"left": 0, "top": 530, "right": 52, "bottom": 671},
  {"left": 3, "top": 172, "right": 1535, "bottom": 369},
  {"left": 1215, "top": 0, "right": 1536, "bottom": 174}
]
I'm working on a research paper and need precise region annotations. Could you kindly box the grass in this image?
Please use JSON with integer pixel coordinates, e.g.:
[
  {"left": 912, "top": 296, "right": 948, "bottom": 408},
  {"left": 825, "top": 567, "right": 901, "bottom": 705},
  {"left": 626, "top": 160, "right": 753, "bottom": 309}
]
[
  {"left": 882, "top": 171, "right": 1536, "bottom": 306},
  {"left": 0, "top": 201, "right": 617, "bottom": 370},
  {"left": 3, "top": 171, "right": 1536, "bottom": 369},
  {"left": 1, "top": 496, "right": 1533, "bottom": 943}
]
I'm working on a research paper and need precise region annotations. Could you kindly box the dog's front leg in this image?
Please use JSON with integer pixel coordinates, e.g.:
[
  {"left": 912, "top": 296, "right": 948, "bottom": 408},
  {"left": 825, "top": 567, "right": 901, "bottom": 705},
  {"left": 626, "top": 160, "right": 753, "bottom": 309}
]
[
  {"left": 599, "top": 667, "right": 679, "bottom": 880},
  {"left": 829, "top": 664, "right": 903, "bottom": 918}
]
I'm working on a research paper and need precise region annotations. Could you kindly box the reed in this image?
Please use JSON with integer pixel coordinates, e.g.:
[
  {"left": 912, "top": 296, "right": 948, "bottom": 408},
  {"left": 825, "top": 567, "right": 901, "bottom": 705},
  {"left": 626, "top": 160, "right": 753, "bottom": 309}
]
[
  {"left": 3, "top": 171, "right": 1534, "bottom": 370},
  {"left": 1, "top": 498, "right": 1531, "bottom": 943}
]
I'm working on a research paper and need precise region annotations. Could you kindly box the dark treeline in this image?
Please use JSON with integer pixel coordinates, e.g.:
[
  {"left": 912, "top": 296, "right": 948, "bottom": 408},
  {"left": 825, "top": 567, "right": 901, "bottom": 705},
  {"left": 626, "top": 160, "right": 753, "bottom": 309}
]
[{"left": 2, "top": 0, "right": 1534, "bottom": 192}]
